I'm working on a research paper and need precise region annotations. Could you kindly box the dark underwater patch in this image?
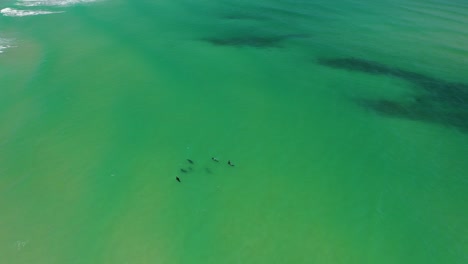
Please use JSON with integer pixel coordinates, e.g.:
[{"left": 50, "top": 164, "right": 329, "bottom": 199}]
[
  {"left": 203, "top": 36, "right": 284, "bottom": 48},
  {"left": 357, "top": 98, "right": 468, "bottom": 132},
  {"left": 318, "top": 58, "right": 468, "bottom": 102},
  {"left": 202, "top": 34, "right": 309, "bottom": 48},
  {"left": 318, "top": 58, "right": 397, "bottom": 76},
  {"left": 319, "top": 57, "right": 468, "bottom": 132},
  {"left": 221, "top": 13, "right": 267, "bottom": 21}
]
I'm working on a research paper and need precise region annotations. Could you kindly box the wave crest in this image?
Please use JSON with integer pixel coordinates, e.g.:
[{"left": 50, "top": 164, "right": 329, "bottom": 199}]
[
  {"left": 1, "top": 7, "right": 62, "bottom": 17},
  {"left": 17, "top": 0, "right": 97, "bottom": 7}
]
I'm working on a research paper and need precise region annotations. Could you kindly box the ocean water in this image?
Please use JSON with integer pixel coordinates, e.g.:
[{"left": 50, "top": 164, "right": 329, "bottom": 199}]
[{"left": 1, "top": 0, "right": 467, "bottom": 263}]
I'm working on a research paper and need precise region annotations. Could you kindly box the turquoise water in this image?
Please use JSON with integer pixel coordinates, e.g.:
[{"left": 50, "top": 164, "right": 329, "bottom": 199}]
[{"left": 1, "top": 0, "right": 467, "bottom": 263}]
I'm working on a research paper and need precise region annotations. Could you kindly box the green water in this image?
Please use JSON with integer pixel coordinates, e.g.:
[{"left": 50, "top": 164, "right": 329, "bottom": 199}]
[{"left": 1, "top": 0, "right": 467, "bottom": 263}]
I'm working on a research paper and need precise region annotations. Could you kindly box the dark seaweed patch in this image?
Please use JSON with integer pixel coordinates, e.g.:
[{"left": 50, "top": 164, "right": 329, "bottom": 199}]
[
  {"left": 319, "top": 57, "right": 468, "bottom": 132},
  {"left": 203, "top": 36, "right": 284, "bottom": 48},
  {"left": 318, "top": 58, "right": 468, "bottom": 102},
  {"left": 357, "top": 98, "right": 468, "bottom": 132},
  {"left": 221, "top": 13, "right": 267, "bottom": 21},
  {"left": 318, "top": 58, "right": 397, "bottom": 76},
  {"left": 318, "top": 57, "right": 442, "bottom": 89},
  {"left": 202, "top": 34, "right": 309, "bottom": 48}
]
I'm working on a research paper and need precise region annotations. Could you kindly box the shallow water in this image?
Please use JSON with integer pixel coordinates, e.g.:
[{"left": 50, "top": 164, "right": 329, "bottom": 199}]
[{"left": 1, "top": 0, "right": 467, "bottom": 263}]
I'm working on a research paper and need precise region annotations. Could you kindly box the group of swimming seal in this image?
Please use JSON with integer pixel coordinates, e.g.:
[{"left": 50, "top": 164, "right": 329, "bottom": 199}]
[{"left": 176, "top": 157, "right": 235, "bottom": 183}]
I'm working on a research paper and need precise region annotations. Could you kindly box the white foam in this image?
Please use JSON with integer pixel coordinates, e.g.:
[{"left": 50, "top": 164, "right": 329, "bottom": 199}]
[
  {"left": 17, "top": 0, "right": 97, "bottom": 7},
  {"left": 1, "top": 7, "right": 63, "bottom": 17},
  {"left": 0, "top": 38, "right": 13, "bottom": 54},
  {"left": 0, "top": 45, "right": 9, "bottom": 53}
]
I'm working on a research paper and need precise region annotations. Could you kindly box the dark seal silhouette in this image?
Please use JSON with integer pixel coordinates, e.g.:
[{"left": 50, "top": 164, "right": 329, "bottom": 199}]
[
  {"left": 187, "top": 159, "right": 194, "bottom": 164},
  {"left": 176, "top": 177, "right": 181, "bottom": 182},
  {"left": 228, "top": 160, "right": 235, "bottom": 167},
  {"left": 180, "top": 168, "right": 188, "bottom": 173}
]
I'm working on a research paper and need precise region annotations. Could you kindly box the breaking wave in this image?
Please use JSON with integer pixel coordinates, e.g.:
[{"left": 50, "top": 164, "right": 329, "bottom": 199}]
[
  {"left": 1, "top": 7, "right": 63, "bottom": 17},
  {"left": 17, "top": 0, "right": 97, "bottom": 7}
]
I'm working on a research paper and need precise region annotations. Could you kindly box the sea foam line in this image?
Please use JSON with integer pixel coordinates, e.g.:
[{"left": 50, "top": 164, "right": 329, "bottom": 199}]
[{"left": 1, "top": 7, "right": 63, "bottom": 17}]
